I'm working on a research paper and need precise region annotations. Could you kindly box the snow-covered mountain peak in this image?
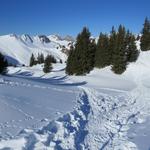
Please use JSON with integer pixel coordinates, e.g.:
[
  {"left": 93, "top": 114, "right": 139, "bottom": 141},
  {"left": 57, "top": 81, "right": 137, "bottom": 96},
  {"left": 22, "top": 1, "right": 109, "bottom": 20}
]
[
  {"left": 9, "top": 33, "right": 18, "bottom": 38},
  {"left": 48, "top": 34, "right": 63, "bottom": 41},
  {"left": 0, "top": 34, "right": 18, "bottom": 40},
  {"left": 38, "top": 35, "right": 51, "bottom": 43},
  {"left": 48, "top": 34, "right": 74, "bottom": 42},
  {"left": 0, "top": 33, "right": 73, "bottom": 65},
  {"left": 20, "top": 34, "right": 33, "bottom": 43}
]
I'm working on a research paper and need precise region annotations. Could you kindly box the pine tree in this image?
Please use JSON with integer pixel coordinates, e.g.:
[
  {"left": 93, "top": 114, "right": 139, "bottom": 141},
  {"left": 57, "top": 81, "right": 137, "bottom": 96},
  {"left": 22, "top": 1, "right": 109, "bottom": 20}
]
[
  {"left": 37, "top": 53, "right": 44, "bottom": 64},
  {"left": 41, "top": 53, "right": 44, "bottom": 63},
  {"left": 0, "top": 52, "right": 8, "bottom": 74},
  {"left": 126, "top": 34, "right": 139, "bottom": 62},
  {"left": 75, "top": 27, "right": 91, "bottom": 75},
  {"left": 140, "top": 17, "right": 150, "bottom": 51},
  {"left": 43, "top": 55, "right": 52, "bottom": 73},
  {"left": 111, "top": 25, "right": 127, "bottom": 74},
  {"left": 66, "top": 27, "right": 94, "bottom": 75},
  {"left": 49, "top": 55, "right": 57, "bottom": 63},
  {"left": 66, "top": 45, "right": 75, "bottom": 75},
  {"left": 88, "top": 39, "right": 96, "bottom": 70},
  {"left": 60, "top": 59, "right": 62, "bottom": 64},
  {"left": 95, "top": 33, "right": 110, "bottom": 68},
  {"left": 109, "top": 26, "right": 117, "bottom": 64},
  {"left": 136, "top": 34, "right": 140, "bottom": 41},
  {"left": 30, "top": 53, "right": 36, "bottom": 67}
]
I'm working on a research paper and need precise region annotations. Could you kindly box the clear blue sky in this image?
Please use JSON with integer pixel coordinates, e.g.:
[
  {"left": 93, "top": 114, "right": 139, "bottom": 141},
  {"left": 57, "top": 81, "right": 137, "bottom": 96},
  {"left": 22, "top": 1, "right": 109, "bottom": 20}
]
[{"left": 0, "top": 0, "right": 149, "bottom": 36}]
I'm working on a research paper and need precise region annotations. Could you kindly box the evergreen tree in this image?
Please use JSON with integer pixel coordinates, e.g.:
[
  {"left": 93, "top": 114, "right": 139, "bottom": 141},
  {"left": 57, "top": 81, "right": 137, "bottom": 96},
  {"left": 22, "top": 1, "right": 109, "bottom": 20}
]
[
  {"left": 109, "top": 26, "right": 117, "bottom": 64},
  {"left": 30, "top": 53, "right": 36, "bottom": 67},
  {"left": 49, "top": 55, "right": 57, "bottom": 63},
  {"left": 88, "top": 39, "right": 96, "bottom": 70},
  {"left": 43, "top": 55, "right": 52, "bottom": 73},
  {"left": 66, "top": 45, "right": 75, "bottom": 75},
  {"left": 140, "top": 17, "right": 150, "bottom": 51},
  {"left": 0, "top": 52, "right": 8, "bottom": 74},
  {"left": 60, "top": 59, "right": 62, "bottom": 64},
  {"left": 75, "top": 27, "right": 91, "bottom": 75},
  {"left": 95, "top": 33, "right": 110, "bottom": 68},
  {"left": 66, "top": 27, "right": 95, "bottom": 75},
  {"left": 37, "top": 53, "right": 44, "bottom": 64},
  {"left": 66, "top": 25, "right": 140, "bottom": 75},
  {"left": 111, "top": 25, "right": 127, "bottom": 74},
  {"left": 136, "top": 34, "right": 140, "bottom": 41},
  {"left": 126, "top": 34, "right": 139, "bottom": 62}
]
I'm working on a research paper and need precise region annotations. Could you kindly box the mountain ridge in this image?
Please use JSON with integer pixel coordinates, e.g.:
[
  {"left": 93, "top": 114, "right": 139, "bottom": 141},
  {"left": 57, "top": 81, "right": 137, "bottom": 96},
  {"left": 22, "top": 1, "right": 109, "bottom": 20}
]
[{"left": 0, "top": 34, "right": 74, "bottom": 66}]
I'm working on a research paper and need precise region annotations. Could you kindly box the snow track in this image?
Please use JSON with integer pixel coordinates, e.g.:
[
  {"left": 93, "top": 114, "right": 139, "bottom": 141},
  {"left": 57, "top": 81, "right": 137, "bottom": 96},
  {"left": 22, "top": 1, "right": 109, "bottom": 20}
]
[
  {"left": 0, "top": 75, "right": 80, "bottom": 140},
  {"left": 1, "top": 84, "right": 149, "bottom": 150},
  {"left": 1, "top": 49, "right": 150, "bottom": 149}
]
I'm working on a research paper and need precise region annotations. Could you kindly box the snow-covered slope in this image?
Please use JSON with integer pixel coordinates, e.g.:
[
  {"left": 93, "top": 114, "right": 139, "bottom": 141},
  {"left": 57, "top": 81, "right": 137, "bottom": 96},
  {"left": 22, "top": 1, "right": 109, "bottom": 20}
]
[
  {"left": 0, "top": 34, "right": 74, "bottom": 66},
  {"left": 1, "top": 40, "right": 150, "bottom": 149}
]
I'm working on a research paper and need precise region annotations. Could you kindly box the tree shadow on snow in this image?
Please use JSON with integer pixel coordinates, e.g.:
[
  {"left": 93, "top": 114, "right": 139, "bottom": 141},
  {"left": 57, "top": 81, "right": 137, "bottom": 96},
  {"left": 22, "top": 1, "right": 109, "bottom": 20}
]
[
  {"left": 16, "top": 71, "right": 33, "bottom": 77},
  {"left": 8, "top": 73, "right": 87, "bottom": 87}
]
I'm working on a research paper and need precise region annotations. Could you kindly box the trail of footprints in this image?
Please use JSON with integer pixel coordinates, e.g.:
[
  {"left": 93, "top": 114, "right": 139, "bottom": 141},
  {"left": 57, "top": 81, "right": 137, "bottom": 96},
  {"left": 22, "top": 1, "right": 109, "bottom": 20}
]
[
  {"left": 0, "top": 94, "right": 63, "bottom": 139},
  {"left": 0, "top": 78, "right": 76, "bottom": 138}
]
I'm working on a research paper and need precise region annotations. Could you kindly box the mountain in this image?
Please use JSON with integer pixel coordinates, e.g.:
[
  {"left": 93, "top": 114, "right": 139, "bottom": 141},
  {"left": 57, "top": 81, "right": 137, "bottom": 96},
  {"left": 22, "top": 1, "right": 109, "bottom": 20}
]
[{"left": 0, "top": 34, "right": 74, "bottom": 66}]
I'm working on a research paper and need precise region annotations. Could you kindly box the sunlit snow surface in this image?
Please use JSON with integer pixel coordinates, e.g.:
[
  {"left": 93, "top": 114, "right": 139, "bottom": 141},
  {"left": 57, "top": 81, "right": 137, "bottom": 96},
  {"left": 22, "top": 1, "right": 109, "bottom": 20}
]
[
  {"left": 0, "top": 50, "right": 150, "bottom": 149},
  {"left": 0, "top": 64, "right": 81, "bottom": 139}
]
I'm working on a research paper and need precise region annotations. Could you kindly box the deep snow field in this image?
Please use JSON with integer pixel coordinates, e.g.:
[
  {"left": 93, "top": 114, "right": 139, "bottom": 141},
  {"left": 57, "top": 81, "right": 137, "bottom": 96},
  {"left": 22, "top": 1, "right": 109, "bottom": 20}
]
[{"left": 0, "top": 39, "right": 150, "bottom": 149}]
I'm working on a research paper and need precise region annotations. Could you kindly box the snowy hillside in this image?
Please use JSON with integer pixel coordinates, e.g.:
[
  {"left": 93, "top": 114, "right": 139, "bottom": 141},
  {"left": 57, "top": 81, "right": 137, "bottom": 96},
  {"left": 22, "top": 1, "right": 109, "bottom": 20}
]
[
  {"left": 0, "top": 47, "right": 150, "bottom": 149},
  {"left": 0, "top": 34, "right": 74, "bottom": 66}
]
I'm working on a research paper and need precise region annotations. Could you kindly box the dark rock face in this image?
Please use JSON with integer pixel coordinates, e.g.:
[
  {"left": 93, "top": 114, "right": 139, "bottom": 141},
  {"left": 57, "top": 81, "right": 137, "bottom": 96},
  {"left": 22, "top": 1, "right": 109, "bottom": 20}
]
[
  {"left": 22, "top": 34, "right": 33, "bottom": 43},
  {"left": 39, "top": 35, "right": 51, "bottom": 43}
]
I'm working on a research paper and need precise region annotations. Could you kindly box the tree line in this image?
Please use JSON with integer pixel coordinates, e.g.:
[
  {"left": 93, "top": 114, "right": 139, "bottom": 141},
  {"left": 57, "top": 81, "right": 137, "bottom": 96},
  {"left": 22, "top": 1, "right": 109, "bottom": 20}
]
[
  {"left": 29, "top": 53, "right": 58, "bottom": 73},
  {"left": 66, "top": 17, "right": 150, "bottom": 75},
  {"left": 0, "top": 17, "right": 149, "bottom": 75}
]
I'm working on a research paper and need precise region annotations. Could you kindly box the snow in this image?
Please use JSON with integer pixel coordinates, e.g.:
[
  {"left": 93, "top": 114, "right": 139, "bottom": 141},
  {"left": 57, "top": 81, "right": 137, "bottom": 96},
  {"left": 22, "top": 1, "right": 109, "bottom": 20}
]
[
  {"left": 0, "top": 40, "right": 150, "bottom": 149},
  {"left": 0, "top": 65, "right": 80, "bottom": 140},
  {"left": 128, "top": 117, "right": 150, "bottom": 150},
  {"left": 0, "top": 34, "right": 72, "bottom": 65}
]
